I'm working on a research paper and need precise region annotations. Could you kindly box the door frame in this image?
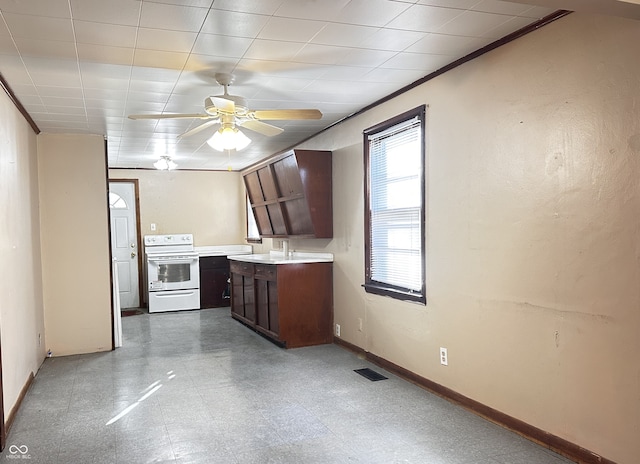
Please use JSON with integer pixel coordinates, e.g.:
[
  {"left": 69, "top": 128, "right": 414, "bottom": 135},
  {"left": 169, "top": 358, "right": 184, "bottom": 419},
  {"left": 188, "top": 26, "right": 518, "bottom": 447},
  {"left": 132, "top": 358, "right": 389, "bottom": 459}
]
[
  {"left": 0, "top": 337, "right": 5, "bottom": 450},
  {"left": 109, "top": 179, "right": 144, "bottom": 310}
]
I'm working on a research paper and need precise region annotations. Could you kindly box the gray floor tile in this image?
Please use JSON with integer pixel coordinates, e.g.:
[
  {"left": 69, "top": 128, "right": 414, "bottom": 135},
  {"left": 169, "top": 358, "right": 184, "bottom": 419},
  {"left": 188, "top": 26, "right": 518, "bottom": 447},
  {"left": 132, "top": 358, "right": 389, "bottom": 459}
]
[{"left": 2, "top": 307, "right": 577, "bottom": 464}]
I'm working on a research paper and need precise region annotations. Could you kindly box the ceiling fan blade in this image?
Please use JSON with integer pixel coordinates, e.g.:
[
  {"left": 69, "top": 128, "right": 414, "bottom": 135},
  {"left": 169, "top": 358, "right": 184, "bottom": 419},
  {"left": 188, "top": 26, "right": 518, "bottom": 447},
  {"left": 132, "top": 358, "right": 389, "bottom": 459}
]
[
  {"left": 239, "top": 119, "right": 284, "bottom": 137},
  {"left": 128, "top": 113, "right": 210, "bottom": 120},
  {"left": 252, "top": 109, "right": 322, "bottom": 120},
  {"left": 177, "top": 120, "right": 220, "bottom": 139},
  {"left": 210, "top": 96, "right": 235, "bottom": 114}
]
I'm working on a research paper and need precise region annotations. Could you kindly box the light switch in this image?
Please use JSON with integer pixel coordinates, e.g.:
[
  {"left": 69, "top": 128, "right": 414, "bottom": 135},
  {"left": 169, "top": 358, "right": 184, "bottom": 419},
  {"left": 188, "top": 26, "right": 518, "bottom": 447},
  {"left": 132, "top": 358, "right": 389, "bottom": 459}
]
[{"left": 151, "top": 223, "right": 156, "bottom": 231}]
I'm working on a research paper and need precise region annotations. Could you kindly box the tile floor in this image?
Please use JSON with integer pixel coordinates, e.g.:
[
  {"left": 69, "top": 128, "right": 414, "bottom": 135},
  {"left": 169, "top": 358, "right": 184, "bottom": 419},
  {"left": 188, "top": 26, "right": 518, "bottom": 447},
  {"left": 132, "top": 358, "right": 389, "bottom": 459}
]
[{"left": 1, "top": 308, "right": 575, "bottom": 464}]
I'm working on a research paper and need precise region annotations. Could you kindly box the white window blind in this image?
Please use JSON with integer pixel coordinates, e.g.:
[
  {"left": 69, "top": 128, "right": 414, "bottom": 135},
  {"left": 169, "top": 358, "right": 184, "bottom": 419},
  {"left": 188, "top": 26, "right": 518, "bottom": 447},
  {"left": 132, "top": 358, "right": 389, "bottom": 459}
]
[{"left": 368, "top": 115, "right": 423, "bottom": 294}]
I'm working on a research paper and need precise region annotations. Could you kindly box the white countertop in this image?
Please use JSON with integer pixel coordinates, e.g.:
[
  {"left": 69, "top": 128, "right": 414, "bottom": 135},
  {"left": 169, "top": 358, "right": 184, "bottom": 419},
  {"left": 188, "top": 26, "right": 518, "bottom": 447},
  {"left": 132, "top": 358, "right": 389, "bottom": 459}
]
[
  {"left": 228, "top": 251, "right": 333, "bottom": 264},
  {"left": 194, "top": 245, "right": 253, "bottom": 257}
]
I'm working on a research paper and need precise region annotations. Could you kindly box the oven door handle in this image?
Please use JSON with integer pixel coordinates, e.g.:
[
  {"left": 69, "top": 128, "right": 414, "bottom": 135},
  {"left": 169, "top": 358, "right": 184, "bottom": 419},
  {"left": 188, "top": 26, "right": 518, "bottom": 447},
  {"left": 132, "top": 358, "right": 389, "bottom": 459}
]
[{"left": 147, "top": 257, "right": 198, "bottom": 264}]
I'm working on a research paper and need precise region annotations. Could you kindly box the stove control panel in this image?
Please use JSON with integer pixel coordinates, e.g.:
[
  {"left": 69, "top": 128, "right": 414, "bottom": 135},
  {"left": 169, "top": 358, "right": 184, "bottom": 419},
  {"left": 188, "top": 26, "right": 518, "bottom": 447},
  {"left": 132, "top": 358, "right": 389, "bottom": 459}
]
[{"left": 144, "top": 234, "right": 193, "bottom": 246}]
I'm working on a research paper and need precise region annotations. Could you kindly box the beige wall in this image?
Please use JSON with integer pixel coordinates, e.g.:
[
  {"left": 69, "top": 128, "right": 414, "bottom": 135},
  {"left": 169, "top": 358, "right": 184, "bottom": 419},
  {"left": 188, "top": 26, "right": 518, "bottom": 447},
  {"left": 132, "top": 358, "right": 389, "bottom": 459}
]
[
  {"left": 0, "top": 89, "right": 46, "bottom": 421},
  {"left": 296, "top": 13, "right": 639, "bottom": 464},
  {"left": 108, "top": 169, "right": 246, "bottom": 246},
  {"left": 38, "top": 134, "right": 112, "bottom": 356}
]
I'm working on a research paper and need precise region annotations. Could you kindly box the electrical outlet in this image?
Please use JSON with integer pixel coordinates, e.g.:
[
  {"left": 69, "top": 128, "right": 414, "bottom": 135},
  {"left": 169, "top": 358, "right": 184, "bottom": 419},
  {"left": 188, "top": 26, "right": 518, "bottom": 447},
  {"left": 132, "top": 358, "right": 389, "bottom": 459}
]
[
  {"left": 38, "top": 333, "right": 41, "bottom": 346},
  {"left": 335, "top": 324, "right": 341, "bottom": 337},
  {"left": 440, "top": 347, "right": 448, "bottom": 366},
  {"left": 358, "top": 318, "right": 363, "bottom": 331}
]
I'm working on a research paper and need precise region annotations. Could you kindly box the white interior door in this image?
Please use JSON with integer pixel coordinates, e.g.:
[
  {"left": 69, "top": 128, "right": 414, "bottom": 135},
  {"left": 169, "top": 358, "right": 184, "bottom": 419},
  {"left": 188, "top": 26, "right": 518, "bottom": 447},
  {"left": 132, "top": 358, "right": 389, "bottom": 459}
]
[{"left": 109, "top": 182, "right": 140, "bottom": 309}]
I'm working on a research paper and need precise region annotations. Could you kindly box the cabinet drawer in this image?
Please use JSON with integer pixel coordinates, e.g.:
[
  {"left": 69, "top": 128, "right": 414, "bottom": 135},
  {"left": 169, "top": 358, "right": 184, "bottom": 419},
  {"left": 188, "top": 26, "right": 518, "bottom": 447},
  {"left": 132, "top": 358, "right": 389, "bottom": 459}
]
[
  {"left": 199, "top": 256, "right": 228, "bottom": 269},
  {"left": 254, "top": 264, "right": 277, "bottom": 280},
  {"left": 230, "top": 260, "right": 254, "bottom": 276}
]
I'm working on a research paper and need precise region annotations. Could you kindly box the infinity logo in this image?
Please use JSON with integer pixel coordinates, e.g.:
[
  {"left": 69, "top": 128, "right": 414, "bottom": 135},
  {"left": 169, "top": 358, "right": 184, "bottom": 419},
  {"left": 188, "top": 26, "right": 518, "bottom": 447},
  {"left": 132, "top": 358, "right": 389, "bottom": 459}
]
[{"left": 8, "top": 445, "right": 28, "bottom": 454}]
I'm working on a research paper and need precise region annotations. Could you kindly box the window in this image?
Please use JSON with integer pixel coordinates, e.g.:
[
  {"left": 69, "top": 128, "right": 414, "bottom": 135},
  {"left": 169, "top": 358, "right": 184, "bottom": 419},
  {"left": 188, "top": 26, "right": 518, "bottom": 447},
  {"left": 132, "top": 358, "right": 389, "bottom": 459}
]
[
  {"left": 246, "top": 196, "right": 261, "bottom": 243},
  {"left": 109, "top": 192, "right": 127, "bottom": 209},
  {"left": 364, "top": 106, "right": 426, "bottom": 304}
]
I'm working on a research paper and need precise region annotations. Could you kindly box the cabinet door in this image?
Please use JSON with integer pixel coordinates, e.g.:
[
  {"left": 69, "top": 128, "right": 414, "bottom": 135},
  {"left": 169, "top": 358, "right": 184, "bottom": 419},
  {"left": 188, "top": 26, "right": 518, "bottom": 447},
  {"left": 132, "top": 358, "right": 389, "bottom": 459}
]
[
  {"left": 244, "top": 171, "right": 264, "bottom": 203},
  {"left": 200, "top": 257, "right": 230, "bottom": 308},
  {"left": 253, "top": 205, "right": 273, "bottom": 235},
  {"left": 273, "top": 155, "right": 304, "bottom": 197},
  {"left": 257, "top": 166, "right": 279, "bottom": 200},
  {"left": 231, "top": 272, "right": 245, "bottom": 318},
  {"left": 266, "top": 204, "right": 287, "bottom": 236},
  {"left": 255, "top": 265, "right": 279, "bottom": 335},
  {"left": 243, "top": 275, "right": 255, "bottom": 323}
]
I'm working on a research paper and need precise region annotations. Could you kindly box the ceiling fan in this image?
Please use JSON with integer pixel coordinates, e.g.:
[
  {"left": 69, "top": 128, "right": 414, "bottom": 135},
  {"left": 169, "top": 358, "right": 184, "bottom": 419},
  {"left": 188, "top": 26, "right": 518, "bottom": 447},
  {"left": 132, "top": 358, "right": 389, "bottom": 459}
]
[{"left": 127, "top": 73, "right": 322, "bottom": 150}]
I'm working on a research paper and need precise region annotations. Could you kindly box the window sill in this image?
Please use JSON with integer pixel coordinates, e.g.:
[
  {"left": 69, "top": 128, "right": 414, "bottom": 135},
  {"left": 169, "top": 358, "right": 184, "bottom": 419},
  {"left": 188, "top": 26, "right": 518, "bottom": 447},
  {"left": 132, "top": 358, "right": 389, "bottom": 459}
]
[{"left": 363, "top": 283, "right": 426, "bottom": 305}]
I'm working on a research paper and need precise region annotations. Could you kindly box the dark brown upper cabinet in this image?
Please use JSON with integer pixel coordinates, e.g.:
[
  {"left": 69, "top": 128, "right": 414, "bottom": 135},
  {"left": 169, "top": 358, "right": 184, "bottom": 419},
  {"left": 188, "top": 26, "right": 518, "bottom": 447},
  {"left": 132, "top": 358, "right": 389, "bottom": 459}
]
[{"left": 242, "top": 149, "right": 332, "bottom": 238}]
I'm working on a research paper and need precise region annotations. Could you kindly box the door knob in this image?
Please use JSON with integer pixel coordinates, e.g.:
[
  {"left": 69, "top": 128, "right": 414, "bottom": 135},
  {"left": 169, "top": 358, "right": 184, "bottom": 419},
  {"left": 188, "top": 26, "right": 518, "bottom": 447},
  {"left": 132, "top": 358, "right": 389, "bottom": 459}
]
[{"left": 131, "top": 251, "right": 136, "bottom": 258}]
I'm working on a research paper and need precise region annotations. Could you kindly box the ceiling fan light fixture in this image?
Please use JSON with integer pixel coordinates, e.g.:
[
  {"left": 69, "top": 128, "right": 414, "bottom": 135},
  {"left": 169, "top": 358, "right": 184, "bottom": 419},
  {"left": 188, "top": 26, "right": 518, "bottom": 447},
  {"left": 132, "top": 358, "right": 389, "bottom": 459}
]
[
  {"left": 207, "top": 126, "right": 251, "bottom": 152},
  {"left": 154, "top": 155, "right": 177, "bottom": 170}
]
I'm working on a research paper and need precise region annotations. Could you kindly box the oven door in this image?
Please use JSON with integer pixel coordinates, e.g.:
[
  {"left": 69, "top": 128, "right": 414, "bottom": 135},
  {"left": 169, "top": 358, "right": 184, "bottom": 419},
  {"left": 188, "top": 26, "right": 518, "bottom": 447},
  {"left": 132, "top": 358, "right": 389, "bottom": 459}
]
[{"left": 147, "top": 254, "right": 200, "bottom": 291}]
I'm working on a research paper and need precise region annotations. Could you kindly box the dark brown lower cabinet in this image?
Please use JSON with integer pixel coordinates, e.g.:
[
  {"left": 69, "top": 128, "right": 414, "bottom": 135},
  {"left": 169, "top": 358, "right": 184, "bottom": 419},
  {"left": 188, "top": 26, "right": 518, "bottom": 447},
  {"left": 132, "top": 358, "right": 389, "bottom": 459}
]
[
  {"left": 199, "top": 256, "right": 231, "bottom": 308},
  {"left": 230, "top": 260, "right": 255, "bottom": 323},
  {"left": 230, "top": 260, "right": 333, "bottom": 348}
]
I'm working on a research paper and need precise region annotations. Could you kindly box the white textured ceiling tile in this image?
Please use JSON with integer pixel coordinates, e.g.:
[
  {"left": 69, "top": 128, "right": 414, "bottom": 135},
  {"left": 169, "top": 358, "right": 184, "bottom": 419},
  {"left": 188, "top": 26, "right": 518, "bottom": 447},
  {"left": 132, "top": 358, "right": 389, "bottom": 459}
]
[
  {"left": 236, "top": 58, "right": 324, "bottom": 79},
  {"left": 358, "top": 28, "right": 427, "bottom": 52},
  {"left": 128, "top": 79, "right": 176, "bottom": 94},
  {"left": 317, "top": 65, "right": 371, "bottom": 81},
  {"left": 69, "top": 0, "right": 142, "bottom": 26},
  {"left": 9, "top": 83, "right": 38, "bottom": 96},
  {"left": 73, "top": 20, "right": 137, "bottom": 48},
  {"left": 3, "top": 13, "right": 74, "bottom": 41},
  {"left": 386, "top": 4, "right": 464, "bottom": 33},
  {"left": 133, "top": 49, "right": 189, "bottom": 70},
  {"left": 83, "top": 87, "right": 128, "bottom": 100},
  {"left": 360, "top": 67, "right": 427, "bottom": 84},
  {"left": 243, "top": 39, "right": 305, "bottom": 62},
  {"left": 417, "top": 0, "right": 478, "bottom": 7},
  {"left": 41, "top": 105, "right": 87, "bottom": 116},
  {"left": 144, "top": 0, "right": 213, "bottom": 7},
  {"left": 273, "top": 0, "right": 350, "bottom": 21},
  {"left": 291, "top": 43, "right": 355, "bottom": 66},
  {"left": 336, "top": 0, "right": 412, "bottom": 27},
  {"left": 182, "top": 54, "right": 240, "bottom": 73},
  {"left": 76, "top": 43, "right": 134, "bottom": 66},
  {"left": 0, "top": 0, "right": 71, "bottom": 17},
  {"left": 380, "top": 51, "right": 454, "bottom": 72},
  {"left": 130, "top": 66, "right": 182, "bottom": 82},
  {"left": 37, "top": 85, "right": 84, "bottom": 98},
  {"left": 407, "top": 33, "right": 480, "bottom": 55},
  {"left": 136, "top": 28, "right": 198, "bottom": 53},
  {"left": 0, "top": 37, "right": 17, "bottom": 55},
  {"left": 211, "top": 0, "right": 284, "bottom": 16},
  {"left": 11, "top": 38, "right": 76, "bottom": 59},
  {"left": 435, "top": 10, "right": 513, "bottom": 37},
  {"left": 336, "top": 48, "right": 397, "bottom": 68},
  {"left": 310, "top": 23, "right": 377, "bottom": 48},
  {"left": 483, "top": 16, "right": 536, "bottom": 38},
  {"left": 79, "top": 62, "right": 132, "bottom": 79},
  {"left": 40, "top": 95, "right": 85, "bottom": 107},
  {"left": 139, "top": 2, "right": 209, "bottom": 32},
  {"left": 257, "top": 16, "right": 325, "bottom": 42},
  {"left": 192, "top": 33, "right": 253, "bottom": 58},
  {"left": 17, "top": 95, "right": 45, "bottom": 106},
  {"left": 472, "top": 0, "right": 533, "bottom": 15},
  {"left": 520, "top": 6, "right": 556, "bottom": 18},
  {"left": 202, "top": 9, "right": 270, "bottom": 38}
]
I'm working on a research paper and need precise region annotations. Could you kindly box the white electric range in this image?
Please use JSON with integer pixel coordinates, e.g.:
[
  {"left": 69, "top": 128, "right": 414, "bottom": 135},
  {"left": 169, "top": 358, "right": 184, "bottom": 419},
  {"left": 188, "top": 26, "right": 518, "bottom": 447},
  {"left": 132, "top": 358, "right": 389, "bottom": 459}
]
[{"left": 144, "top": 234, "right": 200, "bottom": 313}]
